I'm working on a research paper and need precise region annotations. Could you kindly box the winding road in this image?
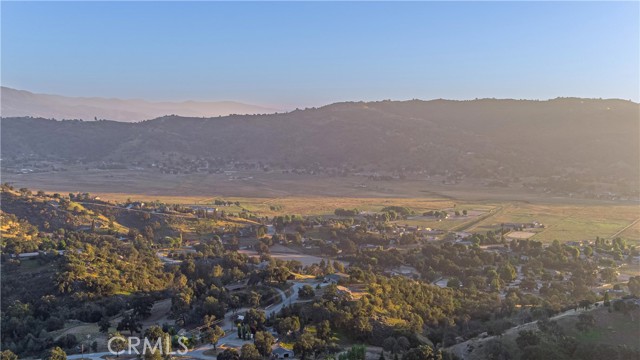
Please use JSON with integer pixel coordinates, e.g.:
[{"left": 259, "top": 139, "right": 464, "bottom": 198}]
[{"left": 64, "top": 278, "right": 324, "bottom": 360}]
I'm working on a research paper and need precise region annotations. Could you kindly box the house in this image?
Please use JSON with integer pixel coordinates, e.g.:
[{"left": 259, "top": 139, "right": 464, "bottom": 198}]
[
  {"left": 324, "top": 272, "right": 349, "bottom": 284},
  {"left": 225, "top": 280, "right": 248, "bottom": 292},
  {"left": 271, "top": 345, "right": 294, "bottom": 359},
  {"left": 502, "top": 222, "right": 534, "bottom": 230},
  {"left": 359, "top": 244, "right": 380, "bottom": 250},
  {"left": 238, "top": 226, "right": 254, "bottom": 237},
  {"left": 502, "top": 222, "right": 544, "bottom": 230},
  {"left": 485, "top": 246, "right": 509, "bottom": 254},
  {"left": 390, "top": 265, "right": 420, "bottom": 279},
  {"left": 46, "top": 200, "right": 60, "bottom": 209},
  {"left": 335, "top": 286, "right": 354, "bottom": 300},
  {"left": 13, "top": 250, "right": 67, "bottom": 259},
  {"left": 455, "top": 240, "right": 474, "bottom": 246},
  {"left": 434, "top": 278, "right": 449, "bottom": 288},
  {"left": 125, "top": 201, "right": 145, "bottom": 210},
  {"left": 189, "top": 205, "right": 218, "bottom": 214},
  {"left": 565, "top": 241, "right": 583, "bottom": 247}
]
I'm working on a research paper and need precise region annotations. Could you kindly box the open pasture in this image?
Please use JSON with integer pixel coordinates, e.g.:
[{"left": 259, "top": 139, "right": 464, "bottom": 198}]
[
  {"left": 467, "top": 203, "right": 640, "bottom": 243},
  {"left": 5, "top": 169, "right": 638, "bottom": 244}
]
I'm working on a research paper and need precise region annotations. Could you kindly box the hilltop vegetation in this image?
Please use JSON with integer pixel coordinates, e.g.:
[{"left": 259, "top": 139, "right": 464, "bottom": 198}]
[{"left": 1, "top": 188, "right": 122, "bottom": 232}]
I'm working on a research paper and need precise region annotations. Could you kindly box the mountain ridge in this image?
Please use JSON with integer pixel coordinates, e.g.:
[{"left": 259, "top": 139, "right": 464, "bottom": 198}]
[
  {"left": 0, "top": 86, "right": 281, "bottom": 122},
  {"left": 2, "top": 97, "right": 638, "bottom": 189}
]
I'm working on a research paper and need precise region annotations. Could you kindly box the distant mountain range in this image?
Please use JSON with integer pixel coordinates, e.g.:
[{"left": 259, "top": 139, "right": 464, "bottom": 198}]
[
  {"left": 0, "top": 87, "right": 280, "bottom": 121},
  {"left": 2, "top": 98, "right": 638, "bottom": 186}
]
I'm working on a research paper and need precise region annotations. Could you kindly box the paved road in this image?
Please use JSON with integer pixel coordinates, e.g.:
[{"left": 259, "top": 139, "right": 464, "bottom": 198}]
[
  {"left": 267, "top": 283, "right": 299, "bottom": 316},
  {"left": 156, "top": 251, "right": 182, "bottom": 264},
  {"left": 267, "top": 280, "right": 327, "bottom": 316},
  {"left": 65, "top": 279, "right": 325, "bottom": 360},
  {"left": 68, "top": 351, "right": 114, "bottom": 360},
  {"left": 217, "top": 280, "right": 320, "bottom": 349}
]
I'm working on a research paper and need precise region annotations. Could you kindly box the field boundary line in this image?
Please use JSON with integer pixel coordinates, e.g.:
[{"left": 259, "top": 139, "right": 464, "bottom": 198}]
[
  {"left": 610, "top": 216, "right": 640, "bottom": 239},
  {"left": 453, "top": 205, "right": 506, "bottom": 232}
]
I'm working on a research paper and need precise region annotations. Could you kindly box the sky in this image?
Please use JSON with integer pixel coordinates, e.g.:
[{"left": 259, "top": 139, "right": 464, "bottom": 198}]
[{"left": 2, "top": 1, "right": 639, "bottom": 108}]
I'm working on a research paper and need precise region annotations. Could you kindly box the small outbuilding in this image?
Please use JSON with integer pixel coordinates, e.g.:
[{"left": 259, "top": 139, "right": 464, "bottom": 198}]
[{"left": 271, "top": 345, "right": 295, "bottom": 359}]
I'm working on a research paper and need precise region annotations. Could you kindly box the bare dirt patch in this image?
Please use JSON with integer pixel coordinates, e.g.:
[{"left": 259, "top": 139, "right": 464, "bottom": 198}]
[
  {"left": 239, "top": 246, "right": 346, "bottom": 267},
  {"left": 505, "top": 231, "right": 536, "bottom": 239}
]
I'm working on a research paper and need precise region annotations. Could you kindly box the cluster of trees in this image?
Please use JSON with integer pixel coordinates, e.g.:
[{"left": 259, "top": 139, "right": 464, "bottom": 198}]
[
  {"left": 593, "top": 236, "right": 636, "bottom": 261},
  {"left": 322, "top": 235, "right": 638, "bottom": 344},
  {"left": 214, "top": 199, "right": 241, "bottom": 207},
  {"left": 298, "top": 285, "right": 316, "bottom": 299},
  {"left": 317, "top": 251, "right": 346, "bottom": 270},
  {"left": 423, "top": 210, "right": 449, "bottom": 219},
  {"left": 202, "top": 323, "right": 225, "bottom": 350},
  {"left": 268, "top": 271, "right": 501, "bottom": 354},
  {"left": 0, "top": 188, "right": 106, "bottom": 252},
  {"left": 463, "top": 230, "right": 505, "bottom": 246},
  {"left": 335, "top": 208, "right": 361, "bottom": 217},
  {"left": 217, "top": 339, "right": 274, "bottom": 360},
  {"left": 167, "top": 251, "right": 306, "bottom": 328},
  {"left": 55, "top": 233, "right": 169, "bottom": 299},
  {"left": 272, "top": 215, "right": 305, "bottom": 233},
  {"left": 0, "top": 212, "right": 44, "bottom": 254},
  {"left": 381, "top": 207, "right": 413, "bottom": 218},
  {"left": 1, "top": 225, "right": 173, "bottom": 357}
]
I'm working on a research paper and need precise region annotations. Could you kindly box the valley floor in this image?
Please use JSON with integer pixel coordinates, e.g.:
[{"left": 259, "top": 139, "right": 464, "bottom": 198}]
[
  {"left": 5, "top": 169, "right": 639, "bottom": 244},
  {"left": 4, "top": 168, "right": 635, "bottom": 204}
]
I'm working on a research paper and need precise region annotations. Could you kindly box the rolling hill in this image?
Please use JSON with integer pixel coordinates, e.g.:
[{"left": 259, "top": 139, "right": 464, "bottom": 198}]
[{"left": 2, "top": 98, "right": 638, "bottom": 184}]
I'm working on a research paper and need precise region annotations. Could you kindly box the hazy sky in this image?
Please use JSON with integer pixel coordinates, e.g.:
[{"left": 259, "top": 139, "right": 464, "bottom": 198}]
[{"left": 2, "top": 1, "right": 638, "bottom": 108}]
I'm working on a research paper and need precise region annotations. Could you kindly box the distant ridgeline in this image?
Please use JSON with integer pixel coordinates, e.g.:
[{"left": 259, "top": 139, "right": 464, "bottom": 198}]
[{"left": 2, "top": 98, "right": 638, "bottom": 186}]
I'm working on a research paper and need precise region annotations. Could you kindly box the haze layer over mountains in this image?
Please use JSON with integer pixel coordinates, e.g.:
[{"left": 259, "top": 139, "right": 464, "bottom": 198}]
[{"left": 1, "top": 87, "right": 280, "bottom": 121}]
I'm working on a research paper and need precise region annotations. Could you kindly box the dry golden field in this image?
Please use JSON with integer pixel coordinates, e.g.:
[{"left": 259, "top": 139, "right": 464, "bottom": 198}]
[{"left": 4, "top": 169, "right": 638, "bottom": 243}]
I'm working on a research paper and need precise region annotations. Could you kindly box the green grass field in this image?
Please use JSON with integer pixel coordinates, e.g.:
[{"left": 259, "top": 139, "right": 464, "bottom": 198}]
[{"left": 467, "top": 203, "right": 640, "bottom": 243}]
